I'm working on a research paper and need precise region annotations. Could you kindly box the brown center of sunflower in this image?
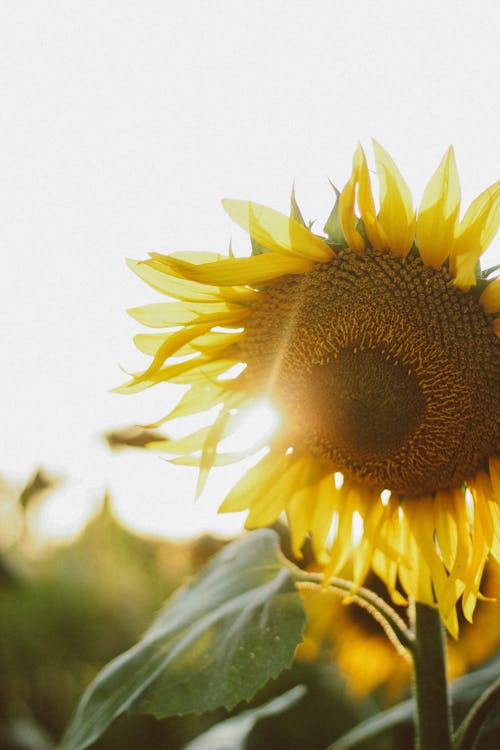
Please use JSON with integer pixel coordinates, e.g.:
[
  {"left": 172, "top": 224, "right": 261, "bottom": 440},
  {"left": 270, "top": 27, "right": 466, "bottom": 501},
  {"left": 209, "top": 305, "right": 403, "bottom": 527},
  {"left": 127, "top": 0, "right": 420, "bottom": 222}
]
[
  {"left": 241, "top": 248, "right": 499, "bottom": 496},
  {"left": 310, "top": 348, "right": 425, "bottom": 454}
]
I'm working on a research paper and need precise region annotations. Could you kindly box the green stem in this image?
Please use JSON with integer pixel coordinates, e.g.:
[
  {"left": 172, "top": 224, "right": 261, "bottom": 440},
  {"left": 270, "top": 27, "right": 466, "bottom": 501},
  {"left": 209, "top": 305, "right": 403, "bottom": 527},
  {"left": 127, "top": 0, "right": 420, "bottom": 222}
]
[{"left": 412, "top": 602, "right": 453, "bottom": 750}]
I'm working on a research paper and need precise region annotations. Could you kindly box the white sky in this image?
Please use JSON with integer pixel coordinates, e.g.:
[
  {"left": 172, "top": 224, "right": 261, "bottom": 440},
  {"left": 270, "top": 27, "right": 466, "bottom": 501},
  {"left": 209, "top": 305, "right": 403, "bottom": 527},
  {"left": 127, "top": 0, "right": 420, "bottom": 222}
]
[{"left": 2, "top": 1, "right": 500, "bottom": 541}]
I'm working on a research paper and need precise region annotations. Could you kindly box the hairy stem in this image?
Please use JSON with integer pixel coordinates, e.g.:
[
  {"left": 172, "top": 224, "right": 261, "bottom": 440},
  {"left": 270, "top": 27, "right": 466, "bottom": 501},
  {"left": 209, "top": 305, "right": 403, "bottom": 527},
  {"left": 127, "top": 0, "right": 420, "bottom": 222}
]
[
  {"left": 293, "top": 570, "right": 415, "bottom": 653},
  {"left": 412, "top": 601, "right": 453, "bottom": 750}
]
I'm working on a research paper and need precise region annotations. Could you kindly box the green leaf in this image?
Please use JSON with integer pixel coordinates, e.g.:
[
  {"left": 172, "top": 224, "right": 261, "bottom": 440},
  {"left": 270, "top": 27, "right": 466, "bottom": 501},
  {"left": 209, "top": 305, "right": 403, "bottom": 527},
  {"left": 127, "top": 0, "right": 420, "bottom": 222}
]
[
  {"left": 323, "top": 183, "right": 346, "bottom": 246},
  {"left": 58, "top": 529, "right": 306, "bottom": 750},
  {"left": 183, "top": 685, "right": 307, "bottom": 750},
  {"left": 330, "top": 659, "right": 500, "bottom": 750},
  {"left": 453, "top": 674, "right": 500, "bottom": 750}
]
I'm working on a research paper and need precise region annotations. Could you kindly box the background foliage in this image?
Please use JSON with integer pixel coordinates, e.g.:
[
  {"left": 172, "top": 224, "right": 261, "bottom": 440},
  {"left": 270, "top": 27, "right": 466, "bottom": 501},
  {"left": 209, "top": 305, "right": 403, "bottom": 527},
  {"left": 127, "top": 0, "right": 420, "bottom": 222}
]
[{"left": 1, "top": 470, "right": 498, "bottom": 750}]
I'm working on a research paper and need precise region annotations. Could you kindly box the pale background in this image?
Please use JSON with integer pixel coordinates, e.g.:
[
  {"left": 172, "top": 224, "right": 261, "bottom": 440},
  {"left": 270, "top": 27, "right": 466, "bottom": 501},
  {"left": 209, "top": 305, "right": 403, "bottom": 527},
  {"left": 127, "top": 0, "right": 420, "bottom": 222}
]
[{"left": 2, "top": 0, "right": 499, "bottom": 542}]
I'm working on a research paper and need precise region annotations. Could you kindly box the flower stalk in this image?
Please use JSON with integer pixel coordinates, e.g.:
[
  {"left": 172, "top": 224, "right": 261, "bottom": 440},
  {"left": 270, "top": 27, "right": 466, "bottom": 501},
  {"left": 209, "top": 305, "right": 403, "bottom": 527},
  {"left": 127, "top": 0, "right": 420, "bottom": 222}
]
[{"left": 411, "top": 601, "right": 453, "bottom": 750}]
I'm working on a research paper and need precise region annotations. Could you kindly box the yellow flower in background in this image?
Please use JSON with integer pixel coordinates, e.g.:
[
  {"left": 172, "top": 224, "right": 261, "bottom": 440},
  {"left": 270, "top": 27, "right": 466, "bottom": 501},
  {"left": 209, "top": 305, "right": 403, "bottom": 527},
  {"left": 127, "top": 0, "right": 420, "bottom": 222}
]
[
  {"left": 296, "top": 584, "right": 412, "bottom": 701},
  {"left": 118, "top": 143, "right": 500, "bottom": 637},
  {"left": 296, "top": 565, "right": 500, "bottom": 700}
]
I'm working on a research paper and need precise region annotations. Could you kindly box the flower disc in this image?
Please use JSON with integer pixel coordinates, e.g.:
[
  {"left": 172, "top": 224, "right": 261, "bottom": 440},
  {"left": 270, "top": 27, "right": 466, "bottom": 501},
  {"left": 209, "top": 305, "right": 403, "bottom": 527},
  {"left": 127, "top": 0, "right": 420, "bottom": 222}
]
[{"left": 241, "top": 249, "right": 499, "bottom": 496}]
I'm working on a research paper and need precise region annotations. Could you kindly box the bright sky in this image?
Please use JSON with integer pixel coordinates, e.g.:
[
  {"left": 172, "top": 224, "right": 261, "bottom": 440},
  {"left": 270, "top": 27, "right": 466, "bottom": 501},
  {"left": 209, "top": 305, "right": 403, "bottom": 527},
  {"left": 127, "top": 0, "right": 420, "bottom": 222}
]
[{"left": 2, "top": 1, "right": 500, "bottom": 541}]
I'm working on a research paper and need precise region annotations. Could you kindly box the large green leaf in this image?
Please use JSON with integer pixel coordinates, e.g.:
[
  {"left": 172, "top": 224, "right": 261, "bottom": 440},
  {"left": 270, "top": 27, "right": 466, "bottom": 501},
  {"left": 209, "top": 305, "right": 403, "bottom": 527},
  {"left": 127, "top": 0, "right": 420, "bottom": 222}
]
[
  {"left": 183, "top": 685, "right": 307, "bottom": 750},
  {"left": 58, "top": 529, "right": 306, "bottom": 750}
]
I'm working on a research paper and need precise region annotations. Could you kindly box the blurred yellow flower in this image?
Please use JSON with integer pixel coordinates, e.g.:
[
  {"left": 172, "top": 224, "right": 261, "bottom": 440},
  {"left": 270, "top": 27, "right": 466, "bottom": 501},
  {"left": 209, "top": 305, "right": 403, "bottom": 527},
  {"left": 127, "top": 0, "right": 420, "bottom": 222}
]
[
  {"left": 296, "top": 583, "right": 412, "bottom": 701},
  {"left": 119, "top": 143, "right": 500, "bottom": 637},
  {"left": 296, "top": 566, "right": 500, "bottom": 700}
]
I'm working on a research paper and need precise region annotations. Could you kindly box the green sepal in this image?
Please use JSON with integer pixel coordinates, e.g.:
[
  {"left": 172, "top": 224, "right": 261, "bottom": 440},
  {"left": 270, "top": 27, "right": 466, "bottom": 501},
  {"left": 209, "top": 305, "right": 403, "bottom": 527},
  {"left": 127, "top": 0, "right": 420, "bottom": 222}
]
[
  {"left": 323, "top": 183, "right": 347, "bottom": 247},
  {"left": 290, "top": 186, "right": 306, "bottom": 226},
  {"left": 355, "top": 218, "right": 368, "bottom": 245},
  {"left": 58, "top": 530, "right": 306, "bottom": 750},
  {"left": 481, "top": 263, "right": 500, "bottom": 278},
  {"left": 250, "top": 237, "right": 270, "bottom": 256}
]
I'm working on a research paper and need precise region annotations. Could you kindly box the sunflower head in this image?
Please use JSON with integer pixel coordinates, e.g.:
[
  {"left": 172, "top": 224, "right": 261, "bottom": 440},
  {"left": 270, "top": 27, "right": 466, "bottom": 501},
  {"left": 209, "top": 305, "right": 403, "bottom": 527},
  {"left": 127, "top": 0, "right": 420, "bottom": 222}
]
[{"left": 119, "top": 143, "right": 500, "bottom": 636}]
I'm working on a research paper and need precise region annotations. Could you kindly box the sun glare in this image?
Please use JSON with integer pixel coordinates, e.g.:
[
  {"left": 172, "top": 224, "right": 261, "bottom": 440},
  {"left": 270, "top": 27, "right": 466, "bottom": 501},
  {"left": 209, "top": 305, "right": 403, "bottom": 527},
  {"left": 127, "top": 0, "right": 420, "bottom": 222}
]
[
  {"left": 218, "top": 399, "right": 280, "bottom": 454},
  {"left": 380, "top": 489, "right": 391, "bottom": 506},
  {"left": 352, "top": 510, "right": 364, "bottom": 547},
  {"left": 334, "top": 472, "right": 345, "bottom": 490}
]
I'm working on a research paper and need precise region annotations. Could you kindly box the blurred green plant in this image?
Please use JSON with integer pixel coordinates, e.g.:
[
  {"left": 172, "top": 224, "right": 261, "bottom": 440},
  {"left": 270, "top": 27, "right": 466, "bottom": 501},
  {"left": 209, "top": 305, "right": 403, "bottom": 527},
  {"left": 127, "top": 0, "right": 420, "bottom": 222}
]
[
  {"left": 1, "top": 471, "right": 499, "bottom": 750},
  {"left": 0, "top": 472, "right": 367, "bottom": 750}
]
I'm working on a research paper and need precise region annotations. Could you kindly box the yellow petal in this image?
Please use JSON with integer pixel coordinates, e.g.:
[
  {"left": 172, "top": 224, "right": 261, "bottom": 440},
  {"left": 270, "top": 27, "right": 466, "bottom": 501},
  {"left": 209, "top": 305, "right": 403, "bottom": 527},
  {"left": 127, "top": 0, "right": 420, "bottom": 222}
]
[
  {"left": 434, "top": 490, "right": 457, "bottom": 572},
  {"left": 137, "top": 330, "right": 242, "bottom": 359},
  {"left": 396, "top": 505, "right": 435, "bottom": 606},
  {"left": 373, "top": 141, "right": 415, "bottom": 257},
  {"left": 325, "top": 483, "right": 358, "bottom": 576},
  {"left": 134, "top": 333, "right": 168, "bottom": 356},
  {"left": 168, "top": 250, "right": 225, "bottom": 264},
  {"left": 286, "top": 457, "right": 327, "bottom": 556},
  {"left": 128, "top": 257, "right": 259, "bottom": 305},
  {"left": 152, "top": 409, "right": 241, "bottom": 457},
  {"left": 437, "top": 489, "right": 470, "bottom": 618},
  {"left": 479, "top": 278, "right": 500, "bottom": 313},
  {"left": 132, "top": 323, "right": 212, "bottom": 384},
  {"left": 287, "top": 485, "right": 316, "bottom": 558},
  {"left": 309, "top": 474, "right": 340, "bottom": 559},
  {"left": 338, "top": 164, "right": 365, "bottom": 254},
  {"left": 144, "top": 382, "right": 237, "bottom": 426},
  {"left": 127, "top": 258, "right": 219, "bottom": 300},
  {"left": 471, "top": 471, "right": 500, "bottom": 562},
  {"left": 352, "top": 498, "right": 388, "bottom": 587},
  {"left": 196, "top": 409, "right": 235, "bottom": 498},
  {"left": 355, "top": 145, "right": 387, "bottom": 251},
  {"left": 128, "top": 300, "right": 250, "bottom": 328},
  {"left": 219, "top": 449, "right": 288, "bottom": 513},
  {"left": 415, "top": 147, "right": 460, "bottom": 268},
  {"left": 222, "top": 199, "right": 333, "bottom": 262},
  {"left": 372, "top": 548, "right": 408, "bottom": 606},
  {"left": 170, "top": 450, "right": 252, "bottom": 467},
  {"left": 188, "top": 329, "right": 244, "bottom": 353},
  {"left": 148, "top": 254, "right": 260, "bottom": 303},
  {"left": 150, "top": 424, "right": 218, "bottom": 454},
  {"left": 114, "top": 350, "right": 241, "bottom": 393},
  {"left": 244, "top": 456, "right": 310, "bottom": 528},
  {"left": 129, "top": 302, "right": 197, "bottom": 327},
  {"left": 149, "top": 252, "right": 314, "bottom": 287},
  {"left": 173, "top": 357, "right": 240, "bottom": 384},
  {"left": 471, "top": 473, "right": 495, "bottom": 547},
  {"left": 450, "top": 181, "right": 500, "bottom": 288},
  {"left": 406, "top": 498, "right": 449, "bottom": 609}
]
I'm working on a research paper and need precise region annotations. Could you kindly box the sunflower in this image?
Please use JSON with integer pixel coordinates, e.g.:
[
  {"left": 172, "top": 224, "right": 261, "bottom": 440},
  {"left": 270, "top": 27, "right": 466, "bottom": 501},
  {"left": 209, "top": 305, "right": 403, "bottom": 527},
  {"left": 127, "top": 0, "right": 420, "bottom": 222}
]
[{"left": 118, "top": 143, "right": 500, "bottom": 637}]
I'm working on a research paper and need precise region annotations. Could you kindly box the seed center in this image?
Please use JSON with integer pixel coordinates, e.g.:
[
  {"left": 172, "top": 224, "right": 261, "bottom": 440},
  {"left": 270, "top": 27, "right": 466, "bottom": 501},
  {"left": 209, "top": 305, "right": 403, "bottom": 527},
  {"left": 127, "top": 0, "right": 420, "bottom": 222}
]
[
  {"left": 309, "top": 348, "right": 425, "bottom": 454},
  {"left": 241, "top": 249, "right": 499, "bottom": 495}
]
